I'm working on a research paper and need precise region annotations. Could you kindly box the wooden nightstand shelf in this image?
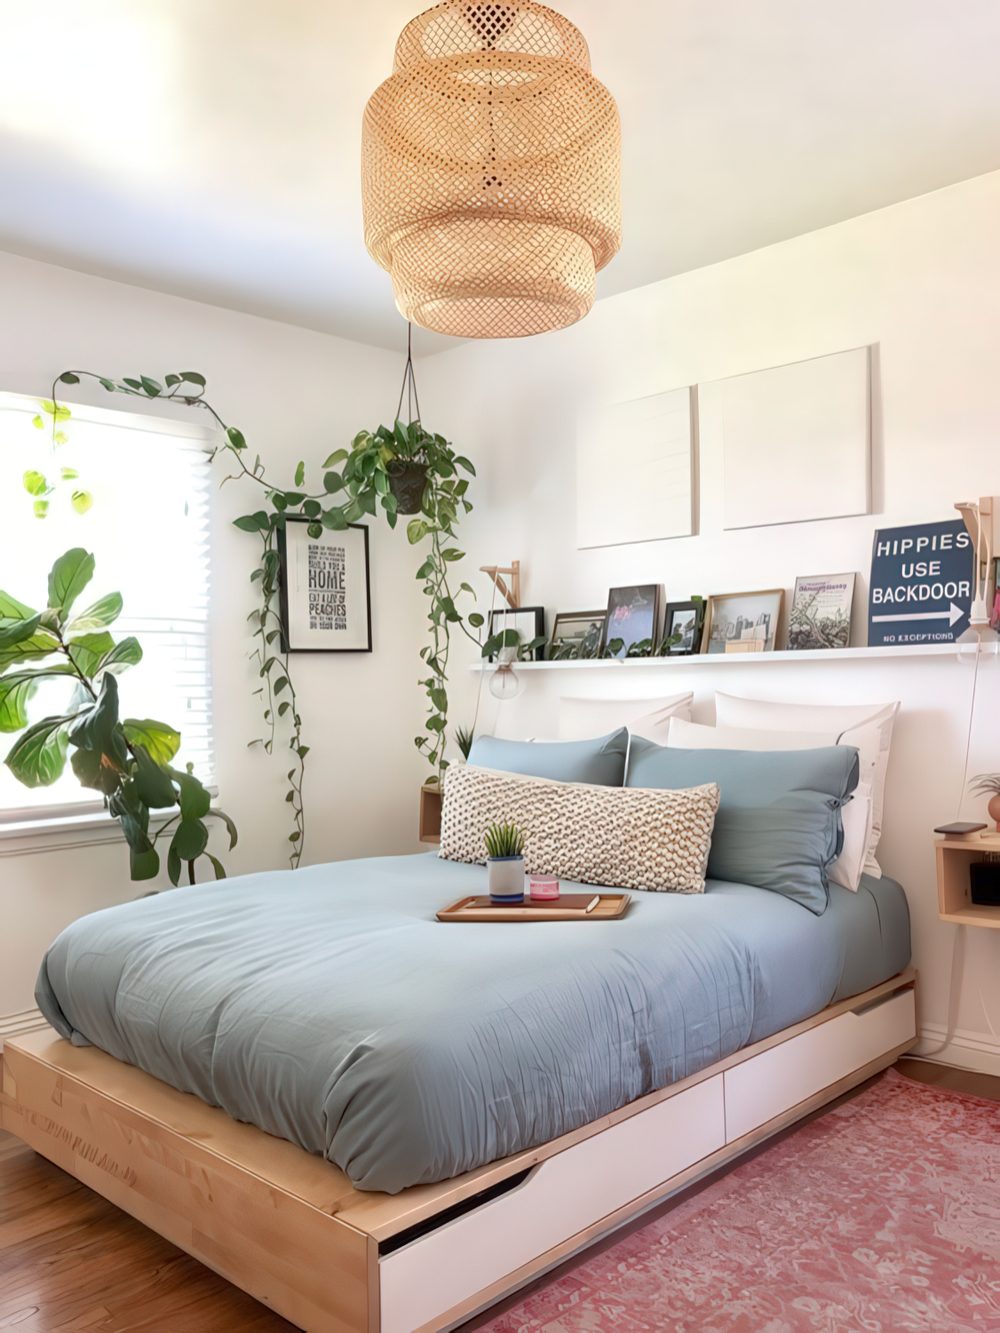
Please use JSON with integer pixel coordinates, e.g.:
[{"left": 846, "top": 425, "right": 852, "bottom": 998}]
[{"left": 936, "top": 832, "right": 1000, "bottom": 928}]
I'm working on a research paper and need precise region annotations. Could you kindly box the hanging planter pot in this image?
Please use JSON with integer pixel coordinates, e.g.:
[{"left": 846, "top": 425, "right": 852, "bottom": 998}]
[{"left": 387, "top": 460, "right": 428, "bottom": 514}]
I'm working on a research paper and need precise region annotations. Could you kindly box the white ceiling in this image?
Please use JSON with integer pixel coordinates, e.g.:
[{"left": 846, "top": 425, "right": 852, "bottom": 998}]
[{"left": 2, "top": 0, "right": 1000, "bottom": 354}]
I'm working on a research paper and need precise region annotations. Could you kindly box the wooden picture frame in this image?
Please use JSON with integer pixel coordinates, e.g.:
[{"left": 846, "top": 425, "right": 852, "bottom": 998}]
[
  {"left": 703, "top": 588, "right": 784, "bottom": 655},
  {"left": 547, "top": 610, "right": 606, "bottom": 661},
  {"left": 277, "top": 518, "right": 372, "bottom": 653},
  {"left": 601, "top": 585, "right": 662, "bottom": 659},
  {"left": 662, "top": 600, "right": 705, "bottom": 656}
]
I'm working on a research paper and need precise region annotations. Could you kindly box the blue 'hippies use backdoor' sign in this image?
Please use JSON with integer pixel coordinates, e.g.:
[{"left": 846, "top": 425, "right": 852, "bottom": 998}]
[{"left": 868, "top": 518, "right": 972, "bottom": 646}]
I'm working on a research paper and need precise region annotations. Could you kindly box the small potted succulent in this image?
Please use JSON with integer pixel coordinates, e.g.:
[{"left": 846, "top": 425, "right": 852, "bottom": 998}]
[
  {"left": 484, "top": 821, "right": 527, "bottom": 903},
  {"left": 970, "top": 773, "right": 1000, "bottom": 831}
]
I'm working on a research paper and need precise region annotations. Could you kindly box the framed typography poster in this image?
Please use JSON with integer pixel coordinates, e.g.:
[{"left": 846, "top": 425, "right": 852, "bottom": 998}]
[{"left": 278, "top": 518, "right": 372, "bottom": 653}]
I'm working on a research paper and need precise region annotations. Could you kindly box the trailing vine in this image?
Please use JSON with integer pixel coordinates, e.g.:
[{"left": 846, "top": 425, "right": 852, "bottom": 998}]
[{"left": 44, "top": 363, "right": 478, "bottom": 866}]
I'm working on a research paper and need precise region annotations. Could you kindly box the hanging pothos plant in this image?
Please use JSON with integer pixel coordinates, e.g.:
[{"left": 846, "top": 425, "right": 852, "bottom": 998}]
[{"left": 42, "top": 355, "right": 479, "bottom": 868}]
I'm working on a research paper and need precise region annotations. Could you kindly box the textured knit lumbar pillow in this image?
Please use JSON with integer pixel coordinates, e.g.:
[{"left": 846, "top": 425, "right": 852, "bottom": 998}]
[{"left": 439, "top": 763, "right": 720, "bottom": 894}]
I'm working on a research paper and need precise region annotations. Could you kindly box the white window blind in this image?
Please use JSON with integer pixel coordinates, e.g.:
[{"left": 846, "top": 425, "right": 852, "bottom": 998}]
[{"left": 0, "top": 390, "right": 214, "bottom": 824}]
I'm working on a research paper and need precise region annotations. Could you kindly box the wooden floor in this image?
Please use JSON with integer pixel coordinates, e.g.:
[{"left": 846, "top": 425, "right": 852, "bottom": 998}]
[{"left": 1, "top": 1058, "right": 997, "bottom": 1333}]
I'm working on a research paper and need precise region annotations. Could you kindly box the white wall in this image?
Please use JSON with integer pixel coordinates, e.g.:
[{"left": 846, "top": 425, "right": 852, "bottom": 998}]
[
  {"left": 421, "top": 170, "right": 1000, "bottom": 1074},
  {"left": 0, "top": 252, "right": 426, "bottom": 1028}
]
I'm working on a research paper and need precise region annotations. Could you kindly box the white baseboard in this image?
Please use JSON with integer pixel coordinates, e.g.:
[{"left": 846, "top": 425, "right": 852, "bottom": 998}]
[
  {"left": 913, "top": 1023, "right": 1000, "bottom": 1077},
  {"left": 0, "top": 1007, "right": 50, "bottom": 1051}
]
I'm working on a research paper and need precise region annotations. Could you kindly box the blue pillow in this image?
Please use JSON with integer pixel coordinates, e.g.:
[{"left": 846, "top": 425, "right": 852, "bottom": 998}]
[
  {"left": 467, "top": 728, "right": 629, "bottom": 786},
  {"left": 626, "top": 740, "right": 860, "bottom": 913}
]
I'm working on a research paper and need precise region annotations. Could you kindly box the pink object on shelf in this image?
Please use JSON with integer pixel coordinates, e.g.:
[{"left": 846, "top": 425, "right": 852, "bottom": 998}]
[{"left": 528, "top": 876, "right": 560, "bottom": 901}]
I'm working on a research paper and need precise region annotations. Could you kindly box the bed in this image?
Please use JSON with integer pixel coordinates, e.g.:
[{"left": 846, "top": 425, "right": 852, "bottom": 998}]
[{"left": 4, "top": 850, "right": 915, "bottom": 1331}]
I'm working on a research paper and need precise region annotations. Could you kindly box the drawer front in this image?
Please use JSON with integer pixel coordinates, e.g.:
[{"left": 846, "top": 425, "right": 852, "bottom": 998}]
[
  {"left": 724, "top": 987, "right": 916, "bottom": 1143},
  {"left": 380, "top": 1073, "right": 725, "bottom": 1333}
]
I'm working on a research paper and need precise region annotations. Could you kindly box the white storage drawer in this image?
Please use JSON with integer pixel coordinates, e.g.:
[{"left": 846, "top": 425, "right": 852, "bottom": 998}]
[
  {"left": 380, "top": 1073, "right": 725, "bottom": 1333},
  {"left": 724, "top": 987, "right": 916, "bottom": 1143}
]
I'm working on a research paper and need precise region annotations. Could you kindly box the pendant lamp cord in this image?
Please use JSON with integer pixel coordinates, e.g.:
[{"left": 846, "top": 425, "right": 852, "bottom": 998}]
[{"left": 395, "top": 323, "right": 422, "bottom": 425}]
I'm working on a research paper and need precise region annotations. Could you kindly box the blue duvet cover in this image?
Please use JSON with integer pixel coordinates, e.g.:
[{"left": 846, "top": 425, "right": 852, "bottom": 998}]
[{"left": 36, "top": 853, "right": 910, "bottom": 1193}]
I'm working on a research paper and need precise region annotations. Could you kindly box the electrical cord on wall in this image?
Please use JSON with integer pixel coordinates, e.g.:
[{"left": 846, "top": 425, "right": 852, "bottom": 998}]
[{"left": 916, "top": 643, "right": 983, "bottom": 1060}]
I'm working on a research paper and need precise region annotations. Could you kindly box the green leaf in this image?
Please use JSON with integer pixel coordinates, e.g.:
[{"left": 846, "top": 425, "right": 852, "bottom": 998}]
[
  {"left": 66, "top": 631, "right": 115, "bottom": 677},
  {"left": 140, "top": 376, "right": 161, "bottom": 396},
  {"left": 58, "top": 371, "right": 80, "bottom": 384},
  {"left": 172, "top": 817, "right": 208, "bottom": 861},
  {"left": 322, "top": 507, "right": 348, "bottom": 531},
  {"left": 39, "top": 399, "right": 71, "bottom": 421},
  {"left": 132, "top": 746, "right": 178, "bottom": 808},
  {"left": 71, "top": 490, "right": 93, "bottom": 515},
  {"left": 70, "top": 745, "right": 122, "bottom": 795},
  {"left": 322, "top": 449, "right": 349, "bottom": 468},
  {"left": 302, "top": 499, "right": 321, "bottom": 518},
  {"left": 23, "top": 470, "right": 49, "bottom": 497},
  {"left": 454, "top": 455, "right": 476, "bottom": 475},
  {"left": 209, "top": 807, "right": 239, "bottom": 851},
  {"left": 0, "top": 628, "right": 60, "bottom": 675},
  {"left": 60, "top": 466, "right": 78, "bottom": 480},
  {"left": 123, "top": 718, "right": 180, "bottom": 764},
  {"left": 227, "top": 426, "right": 246, "bottom": 450},
  {"left": 66, "top": 591, "right": 123, "bottom": 634},
  {"left": 97, "top": 636, "right": 142, "bottom": 674},
  {"left": 406, "top": 519, "right": 428, "bottom": 545},
  {"left": 33, "top": 499, "right": 49, "bottom": 519},
  {"left": 181, "top": 371, "right": 207, "bottom": 387},
  {"left": 67, "top": 674, "right": 128, "bottom": 770},
  {"left": 205, "top": 853, "right": 227, "bottom": 881},
  {"left": 165, "top": 373, "right": 181, "bottom": 387},
  {"left": 174, "top": 769, "right": 210, "bottom": 820},
  {"left": 31, "top": 414, "right": 43, "bottom": 429},
  {"left": 307, "top": 522, "right": 323, "bottom": 539},
  {"left": 0, "top": 671, "right": 39, "bottom": 731},
  {"left": 129, "top": 845, "right": 160, "bottom": 881},
  {"left": 167, "top": 843, "right": 183, "bottom": 886},
  {"left": 294, "top": 460, "right": 305, "bottom": 487},
  {"left": 233, "top": 511, "right": 269, "bottom": 533},
  {"left": 323, "top": 472, "right": 345, "bottom": 493},
  {"left": 0, "top": 611, "right": 42, "bottom": 651},
  {"left": 468, "top": 612, "right": 485, "bottom": 628},
  {"left": 47, "top": 549, "right": 95, "bottom": 619},
  {"left": 5, "top": 715, "right": 71, "bottom": 786}
]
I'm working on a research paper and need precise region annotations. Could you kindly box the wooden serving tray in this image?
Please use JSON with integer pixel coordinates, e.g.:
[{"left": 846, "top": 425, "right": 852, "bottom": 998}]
[{"left": 437, "top": 893, "right": 631, "bottom": 923}]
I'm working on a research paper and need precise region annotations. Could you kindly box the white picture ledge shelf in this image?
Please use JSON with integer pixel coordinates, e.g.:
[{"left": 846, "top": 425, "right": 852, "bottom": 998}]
[{"left": 470, "top": 643, "right": 968, "bottom": 672}]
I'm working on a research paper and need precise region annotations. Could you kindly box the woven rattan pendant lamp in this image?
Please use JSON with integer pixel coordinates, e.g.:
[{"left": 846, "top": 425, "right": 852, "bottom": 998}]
[{"left": 362, "top": 1, "right": 621, "bottom": 339}]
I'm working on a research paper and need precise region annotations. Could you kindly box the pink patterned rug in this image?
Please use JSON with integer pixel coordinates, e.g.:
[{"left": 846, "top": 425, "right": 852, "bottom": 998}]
[{"left": 476, "top": 1071, "right": 1000, "bottom": 1331}]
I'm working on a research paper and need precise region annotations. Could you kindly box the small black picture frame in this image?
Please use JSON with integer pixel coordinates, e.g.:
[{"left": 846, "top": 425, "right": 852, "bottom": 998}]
[
  {"left": 277, "top": 517, "right": 372, "bottom": 653},
  {"left": 487, "top": 606, "right": 546, "bottom": 662},
  {"left": 662, "top": 599, "right": 705, "bottom": 656},
  {"left": 601, "top": 585, "right": 661, "bottom": 658}
]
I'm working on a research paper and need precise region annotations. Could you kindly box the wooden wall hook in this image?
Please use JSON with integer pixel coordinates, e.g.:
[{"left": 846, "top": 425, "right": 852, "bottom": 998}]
[{"left": 480, "top": 560, "right": 521, "bottom": 610}]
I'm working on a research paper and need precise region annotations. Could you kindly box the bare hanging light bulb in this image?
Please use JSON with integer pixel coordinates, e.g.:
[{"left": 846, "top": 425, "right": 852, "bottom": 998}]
[{"left": 489, "top": 661, "right": 523, "bottom": 701}]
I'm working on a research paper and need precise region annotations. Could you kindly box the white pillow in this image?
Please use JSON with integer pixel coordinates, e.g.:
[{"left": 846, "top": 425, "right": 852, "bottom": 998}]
[
  {"left": 558, "top": 693, "right": 693, "bottom": 745},
  {"left": 665, "top": 717, "right": 872, "bottom": 892},
  {"left": 713, "top": 694, "right": 899, "bottom": 878}
]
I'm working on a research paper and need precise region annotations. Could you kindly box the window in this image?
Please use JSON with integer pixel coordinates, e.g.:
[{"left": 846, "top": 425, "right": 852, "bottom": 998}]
[{"left": 0, "top": 390, "right": 214, "bottom": 826}]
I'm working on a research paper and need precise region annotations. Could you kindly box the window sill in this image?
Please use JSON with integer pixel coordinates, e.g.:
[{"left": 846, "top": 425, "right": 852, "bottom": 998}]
[{"left": 0, "top": 808, "right": 125, "bottom": 857}]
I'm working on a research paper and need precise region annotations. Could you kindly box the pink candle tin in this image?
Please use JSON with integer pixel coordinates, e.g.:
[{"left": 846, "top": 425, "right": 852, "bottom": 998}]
[{"left": 528, "top": 876, "right": 560, "bottom": 902}]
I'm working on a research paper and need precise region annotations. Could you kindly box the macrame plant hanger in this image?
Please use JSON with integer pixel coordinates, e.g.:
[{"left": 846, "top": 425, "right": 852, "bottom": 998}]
[{"left": 395, "top": 322, "right": 422, "bottom": 424}]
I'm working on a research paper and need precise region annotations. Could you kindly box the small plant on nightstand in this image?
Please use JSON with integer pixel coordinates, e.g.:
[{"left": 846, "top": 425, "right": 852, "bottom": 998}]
[
  {"left": 970, "top": 773, "right": 1000, "bottom": 831},
  {"left": 484, "top": 821, "right": 526, "bottom": 903},
  {"left": 455, "top": 725, "right": 475, "bottom": 761}
]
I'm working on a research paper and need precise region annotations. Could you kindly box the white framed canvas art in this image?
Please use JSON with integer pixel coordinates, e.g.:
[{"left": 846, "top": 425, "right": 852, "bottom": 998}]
[
  {"left": 278, "top": 519, "right": 372, "bottom": 652},
  {"left": 700, "top": 346, "right": 871, "bottom": 531},
  {"left": 576, "top": 387, "right": 695, "bottom": 549}
]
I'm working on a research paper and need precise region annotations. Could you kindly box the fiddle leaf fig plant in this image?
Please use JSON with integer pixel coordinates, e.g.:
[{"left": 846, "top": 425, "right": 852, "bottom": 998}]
[
  {"left": 41, "top": 367, "right": 479, "bottom": 865},
  {"left": 0, "top": 549, "right": 236, "bottom": 884}
]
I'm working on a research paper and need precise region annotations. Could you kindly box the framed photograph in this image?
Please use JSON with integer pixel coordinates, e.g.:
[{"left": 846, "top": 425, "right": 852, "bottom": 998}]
[
  {"left": 602, "top": 584, "right": 661, "bottom": 658},
  {"left": 663, "top": 599, "right": 704, "bottom": 656},
  {"left": 788, "top": 573, "right": 856, "bottom": 650},
  {"left": 487, "top": 606, "right": 545, "bottom": 662},
  {"left": 278, "top": 518, "right": 372, "bottom": 653},
  {"left": 704, "top": 588, "right": 783, "bottom": 655},
  {"left": 547, "top": 610, "right": 606, "bottom": 661}
]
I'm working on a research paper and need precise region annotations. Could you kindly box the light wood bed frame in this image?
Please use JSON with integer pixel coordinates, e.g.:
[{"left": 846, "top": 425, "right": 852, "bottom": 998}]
[{"left": 2, "top": 968, "right": 916, "bottom": 1332}]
